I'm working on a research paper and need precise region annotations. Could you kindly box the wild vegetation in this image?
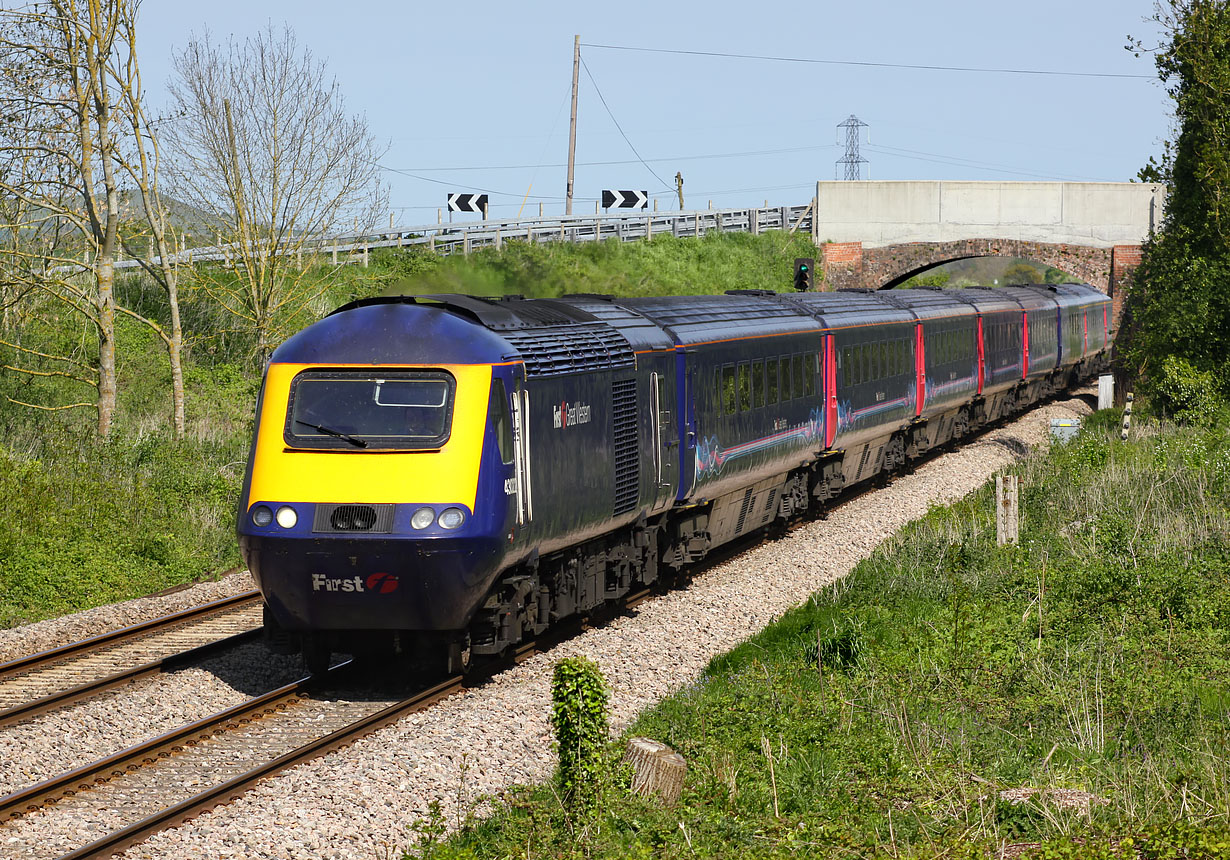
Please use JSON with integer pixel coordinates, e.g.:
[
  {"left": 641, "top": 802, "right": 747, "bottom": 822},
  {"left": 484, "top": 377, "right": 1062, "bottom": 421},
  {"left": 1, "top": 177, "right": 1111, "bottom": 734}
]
[
  {"left": 1125, "top": 0, "right": 1230, "bottom": 416},
  {"left": 408, "top": 414, "right": 1230, "bottom": 859}
]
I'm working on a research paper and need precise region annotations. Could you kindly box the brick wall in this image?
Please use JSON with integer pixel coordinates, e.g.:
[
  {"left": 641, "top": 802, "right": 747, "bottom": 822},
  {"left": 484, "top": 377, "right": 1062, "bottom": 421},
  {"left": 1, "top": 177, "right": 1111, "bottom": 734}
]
[{"left": 1109, "top": 244, "right": 1143, "bottom": 329}]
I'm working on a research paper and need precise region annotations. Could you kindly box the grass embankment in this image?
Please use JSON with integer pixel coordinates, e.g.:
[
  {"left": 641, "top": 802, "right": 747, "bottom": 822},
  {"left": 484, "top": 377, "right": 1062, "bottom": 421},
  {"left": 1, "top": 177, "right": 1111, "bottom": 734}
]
[
  {"left": 0, "top": 231, "right": 818, "bottom": 627},
  {"left": 413, "top": 414, "right": 1230, "bottom": 859}
]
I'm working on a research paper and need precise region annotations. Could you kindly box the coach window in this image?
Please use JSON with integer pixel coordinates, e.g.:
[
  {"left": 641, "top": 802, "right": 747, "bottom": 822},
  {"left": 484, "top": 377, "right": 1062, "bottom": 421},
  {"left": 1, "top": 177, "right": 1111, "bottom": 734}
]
[
  {"left": 781, "top": 356, "right": 793, "bottom": 400},
  {"left": 738, "top": 363, "right": 751, "bottom": 412},
  {"left": 804, "top": 354, "right": 816, "bottom": 397},
  {"left": 766, "top": 358, "right": 779, "bottom": 404},
  {"left": 489, "top": 378, "right": 514, "bottom": 464},
  {"left": 752, "top": 360, "right": 765, "bottom": 408},
  {"left": 721, "top": 365, "right": 737, "bottom": 415},
  {"left": 789, "top": 354, "right": 802, "bottom": 399}
]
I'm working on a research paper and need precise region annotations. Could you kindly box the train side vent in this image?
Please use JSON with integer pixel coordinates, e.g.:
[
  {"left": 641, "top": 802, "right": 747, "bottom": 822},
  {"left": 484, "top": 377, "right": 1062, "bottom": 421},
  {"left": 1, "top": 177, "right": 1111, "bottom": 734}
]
[
  {"left": 313, "top": 503, "right": 395, "bottom": 534},
  {"left": 612, "top": 378, "right": 639, "bottom": 515},
  {"left": 502, "top": 324, "right": 635, "bottom": 377}
]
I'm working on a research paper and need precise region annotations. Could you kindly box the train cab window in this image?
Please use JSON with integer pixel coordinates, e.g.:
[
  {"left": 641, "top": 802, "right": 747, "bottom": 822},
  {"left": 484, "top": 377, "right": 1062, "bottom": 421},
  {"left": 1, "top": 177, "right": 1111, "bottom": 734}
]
[
  {"left": 285, "top": 369, "right": 455, "bottom": 450},
  {"left": 752, "top": 360, "right": 765, "bottom": 408},
  {"left": 490, "top": 378, "right": 514, "bottom": 464},
  {"left": 721, "top": 365, "right": 736, "bottom": 415},
  {"left": 766, "top": 358, "right": 779, "bottom": 404},
  {"left": 738, "top": 363, "right": 751, "bottom": 411}
]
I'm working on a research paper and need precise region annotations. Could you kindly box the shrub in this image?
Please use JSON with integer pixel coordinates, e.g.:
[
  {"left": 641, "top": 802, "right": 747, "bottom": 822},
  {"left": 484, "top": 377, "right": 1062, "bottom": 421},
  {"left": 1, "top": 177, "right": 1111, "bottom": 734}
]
[
  {"left": 1155, "top": 355, "right": 1228, "bottom": 426},
  {"left": 551, "top": 656, "right": 610, "bottom": 811}
]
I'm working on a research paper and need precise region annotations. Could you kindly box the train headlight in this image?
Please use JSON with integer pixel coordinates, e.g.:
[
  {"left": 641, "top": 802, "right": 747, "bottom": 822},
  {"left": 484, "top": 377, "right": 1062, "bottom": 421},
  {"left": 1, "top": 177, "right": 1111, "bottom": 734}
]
[
  {"left": 251, "top": 505, "right": 273, "bottom": 527},
  {"left": 438, "top": 507, "right": 465, "bottom": 530},
  {"left": 275, "top": 506, "right": 298, "bottom": 529},
  {"left": 410, "top": 506, "right": 436, "bottom": 530}
]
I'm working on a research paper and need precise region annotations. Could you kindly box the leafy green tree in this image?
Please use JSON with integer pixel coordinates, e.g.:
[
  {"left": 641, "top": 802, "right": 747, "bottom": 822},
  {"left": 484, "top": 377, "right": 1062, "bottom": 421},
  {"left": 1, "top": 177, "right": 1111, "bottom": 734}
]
[
  {"left": 1124, "top": 1, "right": 1230, "bottom": 400},
  {"left": 1002, "top": 262, "right": 1043, "bottom": 284}
]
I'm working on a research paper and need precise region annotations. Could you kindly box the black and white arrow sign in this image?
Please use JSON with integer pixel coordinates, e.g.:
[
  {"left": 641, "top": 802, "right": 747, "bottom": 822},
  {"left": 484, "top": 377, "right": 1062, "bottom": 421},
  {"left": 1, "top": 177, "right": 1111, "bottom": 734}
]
[
  {"left": 447, "top": 193, "right": 488, "bottom": 214},
  {"left": 601, "top": 189, "right": 648, "bottom": 209}
]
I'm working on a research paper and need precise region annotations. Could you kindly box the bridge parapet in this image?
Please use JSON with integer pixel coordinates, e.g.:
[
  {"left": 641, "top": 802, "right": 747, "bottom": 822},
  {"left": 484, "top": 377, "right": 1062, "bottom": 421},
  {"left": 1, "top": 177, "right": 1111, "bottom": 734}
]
[{"left": 813, "top": 180, "right": 1165, "bottom": 249}]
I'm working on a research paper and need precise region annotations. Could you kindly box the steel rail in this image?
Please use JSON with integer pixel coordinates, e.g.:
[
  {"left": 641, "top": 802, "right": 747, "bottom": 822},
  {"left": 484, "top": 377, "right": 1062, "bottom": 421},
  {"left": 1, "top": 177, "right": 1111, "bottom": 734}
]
[
  {"left": 0, "top": 628, "right": 262, "bottom": 728},
  {"left": 0, "top": 662, "right": 458, "bottom": 860},
  {"left": 0, "top": 590, "right": 262, "bottom": 680}
]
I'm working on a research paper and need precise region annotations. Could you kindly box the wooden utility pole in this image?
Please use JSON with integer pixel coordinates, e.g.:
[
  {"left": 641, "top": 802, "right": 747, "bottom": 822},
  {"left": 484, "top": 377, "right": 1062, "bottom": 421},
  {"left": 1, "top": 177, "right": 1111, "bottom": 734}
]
[{"left": 566, "top": 35, "right": 580, "bottom": 216}]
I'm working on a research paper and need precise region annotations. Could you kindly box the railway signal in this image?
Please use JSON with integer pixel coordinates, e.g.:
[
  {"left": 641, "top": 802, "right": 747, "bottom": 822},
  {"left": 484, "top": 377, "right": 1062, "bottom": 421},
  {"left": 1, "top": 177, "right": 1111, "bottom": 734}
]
[
  {"left": 602, "top": 189, "right": 648, "bottom": 210},
  {"left": 447, "top": 193, "right": 488, "bottom": 215},
  {"left": 793, "top": 257, "right": 814, "bottom": 291}
]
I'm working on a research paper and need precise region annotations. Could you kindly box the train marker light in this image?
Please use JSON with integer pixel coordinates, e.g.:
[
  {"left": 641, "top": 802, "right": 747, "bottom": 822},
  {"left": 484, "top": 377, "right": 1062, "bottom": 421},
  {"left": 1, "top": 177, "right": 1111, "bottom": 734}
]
[
  {"left": 251, "top": 505, "right": 273, "bottom": 527},
  {"left": 275, "top": 506, "right": 298, "bottom": 528},
  {"left": 438, "top": 507, "right": 465, "bottom": 530},
  {"left": 793, "top": 257, "right": 814, "bottom": 291},
  {"left": 411, "top": 507, "right": 436, "bottom": 529}
]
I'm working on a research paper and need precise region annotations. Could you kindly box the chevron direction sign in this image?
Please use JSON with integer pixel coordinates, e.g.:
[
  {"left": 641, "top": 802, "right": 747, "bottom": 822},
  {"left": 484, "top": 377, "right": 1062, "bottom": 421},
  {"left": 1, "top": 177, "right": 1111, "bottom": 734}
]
[
  {"left": 602, "top": 189, "right": 648, "bottom": 209},
  {"left": 447, "top": 193, "right": 488, "bottom": 214}
]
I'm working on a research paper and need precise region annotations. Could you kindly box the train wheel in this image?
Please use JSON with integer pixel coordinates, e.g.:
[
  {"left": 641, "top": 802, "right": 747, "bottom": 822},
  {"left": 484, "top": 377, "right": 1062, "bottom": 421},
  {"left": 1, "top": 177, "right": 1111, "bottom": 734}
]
[
  {"left": 302, "top": 637, "right": 332, "bottom": 676},
  {"left": 445, "top": 634, "right": 472, "bottom": 675}
]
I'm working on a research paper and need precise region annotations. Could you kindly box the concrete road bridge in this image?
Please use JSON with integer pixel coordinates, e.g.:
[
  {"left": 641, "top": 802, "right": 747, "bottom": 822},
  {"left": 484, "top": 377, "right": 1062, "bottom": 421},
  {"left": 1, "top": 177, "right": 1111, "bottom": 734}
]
[{"left": 811, "top": 180, "right": 1166, "bottom": 321}]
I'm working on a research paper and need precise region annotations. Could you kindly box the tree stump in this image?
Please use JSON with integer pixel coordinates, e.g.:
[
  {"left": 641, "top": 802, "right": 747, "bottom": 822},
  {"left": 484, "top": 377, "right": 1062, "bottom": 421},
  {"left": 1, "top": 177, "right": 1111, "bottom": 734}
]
[{"left": 625, "top": 737, "right": 687, "bottom": 805}]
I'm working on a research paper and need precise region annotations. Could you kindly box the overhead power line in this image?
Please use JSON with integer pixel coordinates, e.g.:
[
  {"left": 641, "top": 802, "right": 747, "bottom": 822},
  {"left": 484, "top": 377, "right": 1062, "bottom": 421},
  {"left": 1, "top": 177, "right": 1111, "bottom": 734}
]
[
  {"left": 392, "top": 143, "right": 838, "bottom": 173},
  {"left": 579, "top": 56, "right": 674, "bottom": 191},
  {"left": 580, "top": 42, "right": 1153, "bottom": 80}
]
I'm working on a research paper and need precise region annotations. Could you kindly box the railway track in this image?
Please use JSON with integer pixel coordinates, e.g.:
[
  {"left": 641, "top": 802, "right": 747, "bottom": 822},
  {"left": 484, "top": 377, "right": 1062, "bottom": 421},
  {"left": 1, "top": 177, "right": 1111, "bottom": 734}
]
[
  {"left": 0, "top": 592, "right": 263, "bottom": 727},
  {"left": 0, "top": 585, "right": 655, "bottom": 860}
]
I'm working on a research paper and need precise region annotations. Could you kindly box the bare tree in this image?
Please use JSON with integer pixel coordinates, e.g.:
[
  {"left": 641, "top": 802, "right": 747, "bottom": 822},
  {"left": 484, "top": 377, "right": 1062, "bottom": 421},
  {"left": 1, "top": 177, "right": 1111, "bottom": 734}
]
[
  {"left": 163, "top": 23, "right": 388, "bottom": 361},
  {"left": 0, "top": 0, "right": 187, "bottom": 437}
]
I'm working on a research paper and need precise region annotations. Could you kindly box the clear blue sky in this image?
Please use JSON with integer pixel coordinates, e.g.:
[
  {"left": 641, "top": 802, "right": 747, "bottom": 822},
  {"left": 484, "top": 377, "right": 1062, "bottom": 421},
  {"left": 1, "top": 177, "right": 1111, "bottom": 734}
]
[{"left": 138, "top": 0, "right": 1171, "bottom": 224}]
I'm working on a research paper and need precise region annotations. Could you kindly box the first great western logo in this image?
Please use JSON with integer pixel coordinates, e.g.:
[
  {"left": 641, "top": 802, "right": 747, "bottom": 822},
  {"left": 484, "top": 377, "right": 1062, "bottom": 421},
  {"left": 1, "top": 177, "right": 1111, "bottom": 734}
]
[{"left": 552, "top": 400, "right": 592, "bottom": 429}]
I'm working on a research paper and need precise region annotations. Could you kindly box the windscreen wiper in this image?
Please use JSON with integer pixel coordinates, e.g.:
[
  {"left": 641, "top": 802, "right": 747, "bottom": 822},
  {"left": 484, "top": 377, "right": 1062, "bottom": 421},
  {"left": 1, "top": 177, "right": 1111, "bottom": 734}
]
[{"left": 295, "top": 419, "right": 368, "bottom": 448}]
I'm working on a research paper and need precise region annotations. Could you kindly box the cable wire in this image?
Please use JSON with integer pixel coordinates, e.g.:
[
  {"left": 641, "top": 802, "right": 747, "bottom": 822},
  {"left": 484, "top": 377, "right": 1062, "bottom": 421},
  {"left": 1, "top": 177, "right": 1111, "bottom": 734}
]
[
  {"left": 579, "top": 55, "right": 675, "bottom": 191},
  {"left": 581, "top": 42, "right": 1152, "bottom": 80}
]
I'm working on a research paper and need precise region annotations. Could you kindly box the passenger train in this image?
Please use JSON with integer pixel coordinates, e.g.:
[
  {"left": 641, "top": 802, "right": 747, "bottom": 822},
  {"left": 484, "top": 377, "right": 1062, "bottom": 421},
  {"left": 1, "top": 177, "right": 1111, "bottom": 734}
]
[{"left": 237, "top": 283, "right": 1112, "bottom": 672}]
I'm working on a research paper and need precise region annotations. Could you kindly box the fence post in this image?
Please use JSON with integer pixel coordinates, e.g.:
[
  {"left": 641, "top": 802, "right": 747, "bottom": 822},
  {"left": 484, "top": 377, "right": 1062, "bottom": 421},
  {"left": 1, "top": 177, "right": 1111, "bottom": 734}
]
[
  {"left": 463, "top": 232, "right": 471, "bottom": 256},
  {"left": 996, "top": 475, "right": 1020, "bottom": 546}
]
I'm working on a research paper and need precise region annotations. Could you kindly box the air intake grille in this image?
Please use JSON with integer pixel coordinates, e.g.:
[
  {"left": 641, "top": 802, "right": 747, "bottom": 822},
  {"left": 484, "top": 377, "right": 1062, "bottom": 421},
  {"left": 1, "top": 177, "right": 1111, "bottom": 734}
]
[
  {"left": 612, "top": 378, "right": 639, "bottom": 515},
  {"left": 313, "top": 503, "right": 395, "bottom": 533},
  {"left": 502, "top": 324, "right": 635, "bottom": 377}
]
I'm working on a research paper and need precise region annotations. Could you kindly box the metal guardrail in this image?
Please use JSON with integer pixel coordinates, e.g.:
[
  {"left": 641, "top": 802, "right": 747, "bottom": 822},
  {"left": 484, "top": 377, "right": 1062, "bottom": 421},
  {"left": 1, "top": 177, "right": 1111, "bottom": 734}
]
[{"left": 110, "top": 203, "right": 816, "bottom": 270}]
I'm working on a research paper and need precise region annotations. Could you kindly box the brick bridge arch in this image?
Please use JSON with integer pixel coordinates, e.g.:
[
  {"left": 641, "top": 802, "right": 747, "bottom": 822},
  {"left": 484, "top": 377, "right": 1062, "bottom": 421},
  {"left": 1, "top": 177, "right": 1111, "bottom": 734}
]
[{"left": 820, "top": 238, "right": 1142, "bottom": 322}]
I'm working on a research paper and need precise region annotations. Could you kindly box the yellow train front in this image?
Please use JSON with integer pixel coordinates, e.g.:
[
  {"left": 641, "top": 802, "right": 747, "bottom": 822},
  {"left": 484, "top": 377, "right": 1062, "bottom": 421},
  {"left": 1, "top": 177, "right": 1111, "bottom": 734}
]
[{"left": 237, "top": 296, "right": 522, "bottom": 673}]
